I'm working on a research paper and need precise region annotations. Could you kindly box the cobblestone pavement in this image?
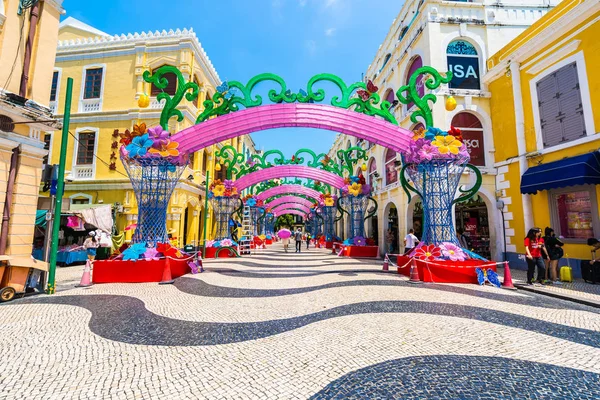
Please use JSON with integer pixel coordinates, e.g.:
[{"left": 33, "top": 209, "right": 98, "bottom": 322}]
[
  {"left": 1, "top": 244, "right": 600, "bottom": 399},
  {"left": 499, "top": 265, "right": 600, "bottom": 307}
]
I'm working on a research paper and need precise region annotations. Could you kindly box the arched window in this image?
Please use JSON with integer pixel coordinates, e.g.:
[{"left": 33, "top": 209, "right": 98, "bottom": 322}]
[
  {"left": 380, "top": 53, "right": 392, "bottom": 72},
  {"left": 151, "top": 66, "right": 178, "bottom": 96},
  {"left": 398, "top": 26, "right": 408, "bottom": 41},
  {"left": 446, "top": 40, "right": 480, "bottom": 90},
  {"left": 368, "top": 158, "right": 377, "bottom": 186},
  {"left": 405, "top": 56, "right": 423, "bottom": 110},
  {"left": 384, "top": 89, "right": 396, "bottom": 110},
  {"left": 384, "top": 149, "right": 398, "bottom": 186},
  {"left": 451, "top": 112, "right": 485, "bottom": 166}
]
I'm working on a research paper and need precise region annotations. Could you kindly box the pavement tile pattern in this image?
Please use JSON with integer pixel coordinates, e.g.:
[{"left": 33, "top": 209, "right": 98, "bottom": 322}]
[{"left": 1, "top": 244, "right": 599, "bottom": 399}]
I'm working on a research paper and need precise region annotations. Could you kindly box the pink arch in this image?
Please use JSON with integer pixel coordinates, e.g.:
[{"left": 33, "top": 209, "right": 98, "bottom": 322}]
[
  {"left": 234, "top": 165, "right": 345, "bottom": 191},
  {"left": 273, "top": 203, "right": 311, "bottom": 215},
  {"left": 257, "top": 185, "right": 322, "bottom": 202},
  {"left": 171, "top": 103, "right": 413, "bottom": 154},
  {"left": 267, "top": 196, "right": 314, "bottom": 209},
  {"left": 275, "top": 209, "right": 307, "bottom": 218}
]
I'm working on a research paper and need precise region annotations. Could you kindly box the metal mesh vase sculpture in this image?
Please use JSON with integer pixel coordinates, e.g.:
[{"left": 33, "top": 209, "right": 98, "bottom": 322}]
[
  {"left": 265, "top": 212, "right": 275, "bottom": 235},
  {"left": 250, "top": 207, "right": 264, "bottom": 236},
  {"left": 211, "top": 196, "right": 239, "bottom": 240},
  {"left": 321, "top": 206, "right": 336, "bottom": 241},
  {"left": 122, "top": 156, "right": 187, "bottom": 247},
  {"left": 339, "top": 195, "right": 370, "bottom": 240}
]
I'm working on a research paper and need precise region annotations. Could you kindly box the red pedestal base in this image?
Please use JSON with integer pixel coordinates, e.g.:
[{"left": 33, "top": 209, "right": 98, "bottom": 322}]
[
  {"left": 340, "top": 245, "right": 379, "bottom": 258},
  {"left": 266, "top": 239, "right": 273, "bottom": 245},
  {"left": 204, "top": 247, "right": 237, "bottom": 258},
  {"left": 325, "top": 241, "right": 334, "bottom": 249},
  {"left": 92, "top": 258, "right": 190, "bottom": 283},
  {"left": 395, "top": 256, "right": 496, "bottom": 284}
]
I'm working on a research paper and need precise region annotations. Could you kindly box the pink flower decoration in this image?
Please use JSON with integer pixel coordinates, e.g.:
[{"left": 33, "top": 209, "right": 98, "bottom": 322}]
[
  {"left": 413, "top": 244, "right": 442, "bottom": 261},
  {"left": 417, "top": 144, "right": 439, "bottom": 161},
  {"left": 223, "top": 180, "right": 234, "bottom": 190},
  {"left": 440, "top": 242, "right": 466, "bottom": 261},
  {"left": 143, "top": 247, "right": 159, "bottom": 260},
  {"left": 148, "top": 126, "right": 170, "bottom": 149}
]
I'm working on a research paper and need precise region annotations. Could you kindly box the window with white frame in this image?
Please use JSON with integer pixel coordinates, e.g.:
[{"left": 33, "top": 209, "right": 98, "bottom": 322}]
[
  {"left": 368, "top": 157, "right": 377, "bottom": 186},
  {"left": 384, "top": 149, "right": 398, "bottom": 186},
  {"left": 50, "top": 71, "right": 59, "bottom": 102},
  {"left": 536, "top": 62, "right": 586, "bottom": 148},
  {"left": 446, "top": 40, "right": 480, "bottom": 90},
  {"left": 451, "top": 113, "right": 485, "bottom": 166},
  {"left": 405, "top": 56, "right": 423, "bottom": 110},
  {"left": 76, "top": 131, "right": 96, "bottom": 165},
  {"left": 549, "top": 185, "right": 599, "bottom": 242},
  {"left": 84, "top": 68, "right": 103, "bottom": 99},
  {"left": 151, "top": 66, "right": 178, "bottom": 96}
]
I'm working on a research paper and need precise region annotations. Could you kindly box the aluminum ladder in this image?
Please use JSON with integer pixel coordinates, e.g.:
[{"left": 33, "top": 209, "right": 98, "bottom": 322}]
[{"left": 239, "top": 205, "right": 252, "bottom": 255}]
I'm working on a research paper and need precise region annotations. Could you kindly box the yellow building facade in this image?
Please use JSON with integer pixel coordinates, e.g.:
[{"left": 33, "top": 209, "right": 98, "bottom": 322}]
[
  {"left": 47, "top": 17, "right": 256, "bottom": 247},
  {"left": 0, "top": 0, "right": 63, "bottom": 256},
  {"left": 485, "top": 0, "right": 600, "bottom": 274}
]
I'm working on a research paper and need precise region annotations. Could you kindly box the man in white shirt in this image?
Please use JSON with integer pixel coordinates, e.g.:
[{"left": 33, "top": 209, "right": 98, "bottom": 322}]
[{"left": 404, "top": 229, "right": 419, "bottom": 254}]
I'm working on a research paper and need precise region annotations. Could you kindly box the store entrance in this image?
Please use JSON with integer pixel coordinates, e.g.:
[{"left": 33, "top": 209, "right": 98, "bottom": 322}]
[
  {"left": 455, "top": 196, "right": 491, "bottom": 259},
  {"left": 387, "top": 205, "right": 399, "bottom": 254}
]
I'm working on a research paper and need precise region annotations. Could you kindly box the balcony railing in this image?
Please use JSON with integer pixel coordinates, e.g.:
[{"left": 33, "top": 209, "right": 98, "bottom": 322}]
[
  {"left": 73, "top": 165, "right": 94, "bottom": 180},
  {"left": 80, "top": 98, "right": 101, "bottom": 113},
  {"left": 49, "top": 101, "right": 58, "bottom": 115}
]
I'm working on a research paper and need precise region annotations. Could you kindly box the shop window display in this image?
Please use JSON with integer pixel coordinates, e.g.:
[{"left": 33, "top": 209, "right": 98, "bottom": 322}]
[
  {"left": 551, "top": 188, "right": 597, "bottom": 240},
  {"left": 455, "top": 196, "right": 491, "bottom": 259}
]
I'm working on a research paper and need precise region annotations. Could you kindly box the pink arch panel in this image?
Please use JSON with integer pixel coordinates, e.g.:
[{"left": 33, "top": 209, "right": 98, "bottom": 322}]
[
  {"left": 267, "top": 196, "right": 314, "bottom": 210},
  {"left": 275, "top": 209, "right": 307, "bottom": 218},
  {"left": 234, "top": 165, "right": 345, "bottom": 191},
  {"left": 257, "top": 185, "right": 322, "bottom": 202},
  {"left": 172, "top": 103, "right": 414, "bottom": 154},
  {"left": 273, "top": 203, "right": 311, "bottom": 215}
]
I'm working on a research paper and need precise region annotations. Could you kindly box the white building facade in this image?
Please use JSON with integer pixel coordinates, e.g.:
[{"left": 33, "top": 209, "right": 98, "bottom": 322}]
[{"left": 329, "top": 0, "right": 561, "bottom": 259}]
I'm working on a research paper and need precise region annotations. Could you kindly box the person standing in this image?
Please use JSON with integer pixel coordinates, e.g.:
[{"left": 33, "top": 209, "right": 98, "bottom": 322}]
[
  {"left": 306, "top": 233, "right": 311, "bottom": 249},
  {"left": 543, "top": 227, "right": 564, "bottom": 284},
  {"left": 457, "top": 228, "right": 470, "bottom": 250},
  {"left": 524, "top": 227, "right": 548, "bottom": 285},
  {"left": 83, "top": 231, "right": 100, "bottom": 262},
  {"left": 404, "top": 229, "right": 419, "bottom": 254},
  {"left": 295, "top": 228, "right": 303, "bottom": 253},
  {"left": 385, "top": 228, "right": 394, "bottom": 254}
]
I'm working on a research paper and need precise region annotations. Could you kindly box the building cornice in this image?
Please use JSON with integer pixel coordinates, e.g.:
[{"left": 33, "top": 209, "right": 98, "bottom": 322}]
[
  {"left": 484, "top": 0, "right": 600, "bottom": 82},
  {"left": 57, "top": 28, "right": 220, "bottom": 86},
  {"left": 43, "top": 0, "right": 65, "bottom": 14}
]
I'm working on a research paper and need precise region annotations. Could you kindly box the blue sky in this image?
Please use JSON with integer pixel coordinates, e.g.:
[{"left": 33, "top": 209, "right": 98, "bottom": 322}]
[{"left": 62, "top": 0, "right": 402, "bottom": 155}]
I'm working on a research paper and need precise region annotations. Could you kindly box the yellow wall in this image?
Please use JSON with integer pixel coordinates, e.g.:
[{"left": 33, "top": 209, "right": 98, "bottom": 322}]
[{"left": 488, "top": 0, "right": 600, "bottom": 260}]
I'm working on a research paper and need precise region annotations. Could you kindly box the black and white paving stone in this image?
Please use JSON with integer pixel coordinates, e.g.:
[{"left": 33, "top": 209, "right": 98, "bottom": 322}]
[{"left": 0, "top": 244, "right": 599, "bottom": 399}]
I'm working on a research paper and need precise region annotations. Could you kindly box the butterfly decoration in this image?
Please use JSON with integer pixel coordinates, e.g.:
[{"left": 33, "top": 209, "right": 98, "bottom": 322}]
[
  {"left": 476, "top": 267, "right": 501, "bottom": 288},
  {"left": 321, "top": 154, "right": 331, "bottom": 166},
  {"left": 216, "top": 81, "right": 237, "bottom": 100},
  {"left": 357, "top": 80, "right": 378, "bottom": 101},
  {"left": 298, "top": 88, "right": 314, "bottom": 103}
]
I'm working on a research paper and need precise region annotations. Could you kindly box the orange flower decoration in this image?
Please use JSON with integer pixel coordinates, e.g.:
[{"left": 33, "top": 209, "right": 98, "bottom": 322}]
[
  {"left": 119, "top": 129, "right": 133, "bottom": 145},
  {"left": 412, "top": 126, "right": 426, "bottom": 141},
  {"left": 133, "top": 123, "right": 147, "bottom": 136},
  {"left": 149, "top": 140, "right": 180, "bottom": 157}
]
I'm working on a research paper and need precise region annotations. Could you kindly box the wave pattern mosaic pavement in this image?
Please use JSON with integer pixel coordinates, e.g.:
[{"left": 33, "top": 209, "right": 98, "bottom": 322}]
[{"left": 1, "top": 244, "right": 600, "bottom": 399}]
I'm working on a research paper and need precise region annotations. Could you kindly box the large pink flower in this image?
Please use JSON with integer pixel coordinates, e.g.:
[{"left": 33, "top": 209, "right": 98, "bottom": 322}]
[
  {"left": 413, "top": 244, "right": 442, "bottom": 261},
  {"left": 440, "top": 242, "right": 466, "bottom": 261},
  {"left": 417, "top": 144, "right": 439, "bottom": 161}
]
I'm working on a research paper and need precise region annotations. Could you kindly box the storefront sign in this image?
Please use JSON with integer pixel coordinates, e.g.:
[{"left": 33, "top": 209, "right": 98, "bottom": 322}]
[
  {"left": 447, "top": 56, "right": 480, "bottom": 90},
  {"left": 462, "top": 130, "right": 485, "bottom": 166}
]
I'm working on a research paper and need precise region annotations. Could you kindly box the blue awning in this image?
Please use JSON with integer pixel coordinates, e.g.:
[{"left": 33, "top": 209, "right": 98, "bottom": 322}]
[{"left": 520, "top": 151, "right": 600, "bottom": 194}]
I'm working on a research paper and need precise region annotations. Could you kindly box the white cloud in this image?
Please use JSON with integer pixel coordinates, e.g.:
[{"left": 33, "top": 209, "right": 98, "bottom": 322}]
[
  {"left": 305, "top": 40, "right": 317, "bottom": 56},
  {"left": 325, "top": 27, "right": 336, "bottom": 36},
  {"left": 298, "top": 0, "right": 307, "bottom": 6}
]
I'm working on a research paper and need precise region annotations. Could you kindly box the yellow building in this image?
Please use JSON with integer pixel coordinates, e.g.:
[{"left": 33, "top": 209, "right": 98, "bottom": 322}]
[
  {"left": 0, "top": 0, "right": 63, "bottom": 256},
  {"left": 47, "top": 17, "right": 255, "bottom": 247},
  {"left": 485, "top": 0, "right": 600, "bottom": 274}
]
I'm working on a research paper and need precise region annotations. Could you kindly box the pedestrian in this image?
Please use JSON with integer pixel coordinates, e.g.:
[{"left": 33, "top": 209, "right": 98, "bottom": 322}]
[
  {"left": 544, "top": 227, "right": 564, "bottom": 284},
  {"left": 295, "top": 228, "right": 303, "bottom": 253},
  {"left": 456, "top": 228, "right": 470, "bottom": 249},
  {"left": 524, "top": 227, "right": 548, "bottom": 285},
  {"left": 306, "top": 233, "right": 311, "bottom": 249},
  {"left": 83, "top": 231, "right": 99, "bottom": 262},
  {"left": 282, "top": 235, "right": 290, "bottom": 253},
  {"left": 385, "top": 228, "right": 394, "bottom": 254},
  {"left": 404, "top": 228, "right": 419, "bottom": 254}
]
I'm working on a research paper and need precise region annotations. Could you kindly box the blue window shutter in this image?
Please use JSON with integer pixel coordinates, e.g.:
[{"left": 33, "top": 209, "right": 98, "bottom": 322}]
[
  {"left": 556, "top": 62, "right": 585, "bottom": 143},
  {"left": 537, "top": 73, "right": 562, "bottom": 147}
]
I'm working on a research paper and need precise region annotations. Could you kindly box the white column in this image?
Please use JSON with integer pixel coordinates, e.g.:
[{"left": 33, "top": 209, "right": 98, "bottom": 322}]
[{"left": 510, "top": 61, "right": 534, "bottom": 233}]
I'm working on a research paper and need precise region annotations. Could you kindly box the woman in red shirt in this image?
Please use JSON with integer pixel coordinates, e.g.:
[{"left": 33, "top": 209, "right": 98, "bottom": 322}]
[{"left": 524, "top": 227, "right": 549, "bottom": 285}]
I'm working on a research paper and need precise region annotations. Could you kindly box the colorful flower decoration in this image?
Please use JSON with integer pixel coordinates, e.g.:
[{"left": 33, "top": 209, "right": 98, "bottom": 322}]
[
  {"left": 126, "top": 134, "right": 154, "bottom": 157},
  {"left": 157, "top": 242, "right": 182, "bottom": 258},
  {"left": 132, "top": 123, "right": 147, "bottom": 136},
  {"left": 246, "top": 157, "right": 256, "bottom": 167},
  {"left": 246, "top": 198, "right": 257, "bottom": 207},
  {"left": 223, "top": 180, "right": 235, "bottom": 190},
  {"left": 425, "top": 127, "right": 444, "bottom": 141},
  {"left": 149, "top": 140, "right": 180, "bottom": 157},
  {"left": 353, "top": 236, "right": 366, "bottom": 246},
  {"left": 220, "top": 238, "right": 234, "bottom": 247},
  {"left": 440, "top": 242, "right": 466, "bottom": 261},
  {"left": 143, "top": 247, "right": 159, "bottom": 260},
  {"left": 122, "top": 242, "right": 147, "bottom": 261},
  {"left": 447, "top": 126, "right": 463, "bottom": 142},
  {"left": 431, "top": 135, "right": 462, "bottom": 155},
  {"left": 361, "top": 184, "right": 372, "bottom": 195},
  {"left": 321, "top": 193, "right": 335, "bottom": 207},
  {"left": 417, "top": 144, "right": 439, "bottom": 161},
  {"left": 412, "top": 126, "right": 426, "bottom": 141},
  {"left": 358, "top": 174, "right": 366, "bottom": 185},
  {"left": 148, "top": 126, "right": 170, "bottom": 149},
  {"left": 212, "top": 184, "right": 226, "bottom": 197},
  {"left": 413, "top": 244, "right": 442, "bottom": 261},
  {"left": 348, "top": 182, "right": 363, "bottom": 197}
]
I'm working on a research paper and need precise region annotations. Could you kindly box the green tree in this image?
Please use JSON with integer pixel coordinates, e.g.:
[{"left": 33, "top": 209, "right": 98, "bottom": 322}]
[{"left": 275, "top": 214, "right": 295, "bottom": 230}]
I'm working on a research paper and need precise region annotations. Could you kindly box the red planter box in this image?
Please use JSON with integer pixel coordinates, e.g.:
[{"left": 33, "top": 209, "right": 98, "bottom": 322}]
[
  {"left": 342, "top": 245, "right": 379, "bottom": 258},
  {"left": 325, "top": 241, "right": 334, "bottom": 249},
  {"left": 395, "top": 256, "right": 496, "bottom": 284},
  {"left": 92, "top": 258, "right": 190, "bottom": 283},
  {"left": 266, "top": 239, "right": 273, "bottom": 245},
  {"left": 204, "top": 247, "right": 238, "bottom": 258}
]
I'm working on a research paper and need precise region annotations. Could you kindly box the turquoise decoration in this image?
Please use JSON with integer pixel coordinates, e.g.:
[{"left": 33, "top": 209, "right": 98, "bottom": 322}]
[
  {"left": 396, "top": 66, "right": 452, "bottom": 127},
  {"left": 142, "top": 65, "right": 200, "bottom": 131}
]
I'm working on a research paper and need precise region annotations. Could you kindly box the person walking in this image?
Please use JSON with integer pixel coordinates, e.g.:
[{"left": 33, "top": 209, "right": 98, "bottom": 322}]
[
  {"left": 525, "top": 227, "right": 548, "bottom": 285},
  {"left": 306, "top": 233, "right": 311, "bottom": 249},
  {"left": 295, "top": 228, "right": 303, "bottom": 253},
  {"left": 282, "top": 235, "right": 290, "bottom": 253},
  {"left": 385, "top": 228, "right": 394, "bottom": 254},
  {"left": 543, "top": 227, "right": 564, "bottom": 284},
  {"left": 404, "top": 228, "right": 419, "bottom": 254}
]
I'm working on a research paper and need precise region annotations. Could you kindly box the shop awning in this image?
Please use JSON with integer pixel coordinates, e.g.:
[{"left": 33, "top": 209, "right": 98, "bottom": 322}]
[{"left": 520, "top": 151, "right": 600, "bottom": 194}]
